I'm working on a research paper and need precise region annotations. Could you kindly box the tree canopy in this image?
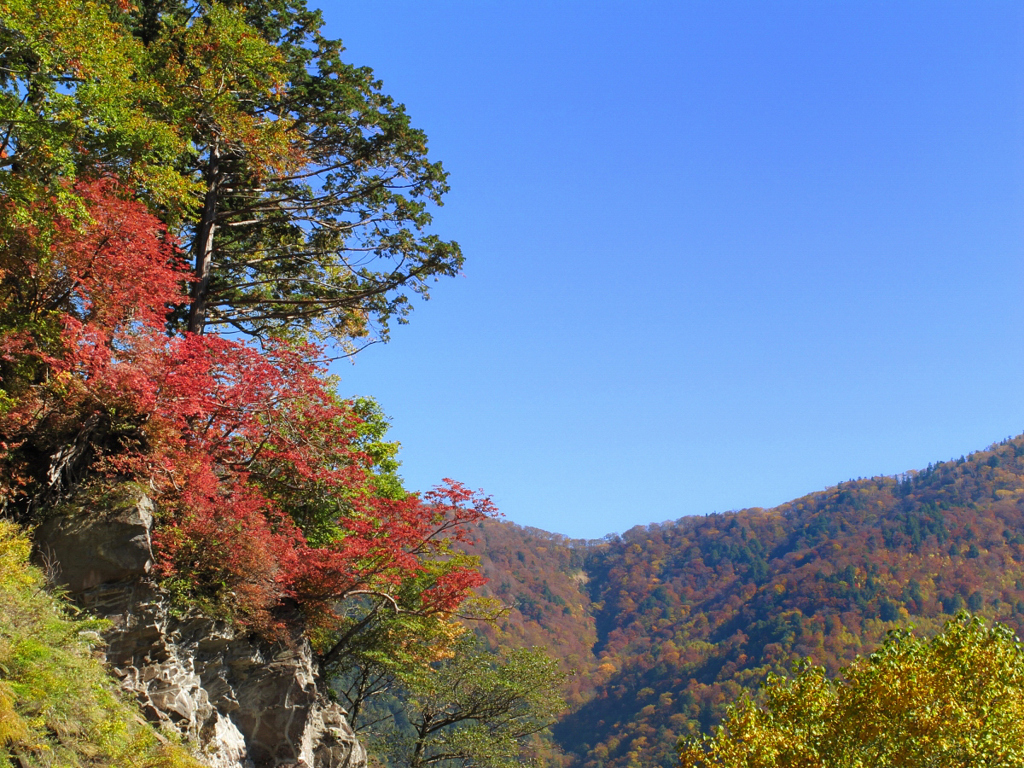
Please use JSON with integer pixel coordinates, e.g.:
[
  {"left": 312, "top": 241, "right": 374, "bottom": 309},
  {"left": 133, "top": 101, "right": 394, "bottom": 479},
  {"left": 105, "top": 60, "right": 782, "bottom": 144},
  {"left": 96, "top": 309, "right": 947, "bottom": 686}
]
[
  {"left": 0, "top": 0, "right": 482, "bottom": 647},
  {"left": 678, "top": 614, "right": 1024, "bottom": 768},
  {"left": 129, "top": 0, "right": 462, "bottom": 343},
  {"left": 1, "top": 0, "right": 462, "bottom": 347}
]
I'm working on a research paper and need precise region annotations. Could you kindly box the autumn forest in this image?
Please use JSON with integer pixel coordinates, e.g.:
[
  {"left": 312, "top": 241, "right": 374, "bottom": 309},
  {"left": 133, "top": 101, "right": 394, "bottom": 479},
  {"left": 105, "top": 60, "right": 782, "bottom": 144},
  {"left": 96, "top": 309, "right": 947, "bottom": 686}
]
[
  {"left": 1, "top": 2, "right": 1023, "bottom": 768},
  {"left": 468, "top": 437, "right": 1024, "bottom": 767}
]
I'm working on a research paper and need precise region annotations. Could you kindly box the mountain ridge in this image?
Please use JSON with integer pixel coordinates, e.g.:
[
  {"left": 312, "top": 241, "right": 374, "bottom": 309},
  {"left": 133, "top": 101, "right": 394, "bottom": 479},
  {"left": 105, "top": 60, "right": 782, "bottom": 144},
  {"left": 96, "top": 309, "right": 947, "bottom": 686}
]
[{"left": 463, "top": 433, "right": 1024, "bottom": 768}]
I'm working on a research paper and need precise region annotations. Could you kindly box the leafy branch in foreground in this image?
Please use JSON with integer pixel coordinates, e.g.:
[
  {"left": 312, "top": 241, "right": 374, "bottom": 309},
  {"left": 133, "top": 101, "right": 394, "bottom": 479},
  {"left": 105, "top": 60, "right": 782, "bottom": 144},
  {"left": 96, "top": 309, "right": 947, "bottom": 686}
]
[
  {"left": 679, "top": 613, "right": 1024, "bottom": 768},
  {"left": 370, "top": 634, "right": 566, "bottom": 768}
]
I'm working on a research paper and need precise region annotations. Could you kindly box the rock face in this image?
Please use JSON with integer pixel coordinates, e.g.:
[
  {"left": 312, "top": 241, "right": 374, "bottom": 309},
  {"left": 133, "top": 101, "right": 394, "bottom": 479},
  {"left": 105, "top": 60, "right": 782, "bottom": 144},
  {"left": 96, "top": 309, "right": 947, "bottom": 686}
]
[
  {"left": 36, "top": 491, "right": 156, "bottom": 592},
  {"left": 36, "top": 492, "right": 366, "bottom": 768}
]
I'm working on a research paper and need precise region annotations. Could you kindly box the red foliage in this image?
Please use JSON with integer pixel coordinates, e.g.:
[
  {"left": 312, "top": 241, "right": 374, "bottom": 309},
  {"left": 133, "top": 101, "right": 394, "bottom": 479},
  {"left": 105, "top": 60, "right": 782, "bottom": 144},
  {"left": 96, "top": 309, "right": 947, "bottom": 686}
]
[
  {"left": 0, "top": 178, "right": 186, "bottom": 503},
  {"left": 153, "top": 460, "right": 305, "bottom": 629},
  {"left": 153, "top": 334, "right": 367, "bottom": 488},
  {"left": 0, "top": 178, "right": 494, "bottom": 634},
  {"left": 290, "top": 480, "right": 494, "bottom": 615},
  {"left": 54, "top": 177, "right": 185, "bottom": 330}
]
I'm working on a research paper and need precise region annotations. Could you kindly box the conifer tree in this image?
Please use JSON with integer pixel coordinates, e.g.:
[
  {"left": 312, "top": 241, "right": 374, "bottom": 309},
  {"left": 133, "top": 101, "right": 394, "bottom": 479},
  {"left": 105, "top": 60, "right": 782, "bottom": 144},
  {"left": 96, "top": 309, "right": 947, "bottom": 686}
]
[{"left": 124, "top": 0, "right": 463, "bottom": 344}]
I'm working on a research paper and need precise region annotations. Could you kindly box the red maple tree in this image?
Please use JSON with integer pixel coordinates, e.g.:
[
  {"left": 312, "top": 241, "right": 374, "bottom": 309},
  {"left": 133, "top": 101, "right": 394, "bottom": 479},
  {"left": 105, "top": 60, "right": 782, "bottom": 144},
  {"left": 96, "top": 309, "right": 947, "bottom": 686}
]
[{"left": 0, "top": 177, "right": 492, "bottom": 635}]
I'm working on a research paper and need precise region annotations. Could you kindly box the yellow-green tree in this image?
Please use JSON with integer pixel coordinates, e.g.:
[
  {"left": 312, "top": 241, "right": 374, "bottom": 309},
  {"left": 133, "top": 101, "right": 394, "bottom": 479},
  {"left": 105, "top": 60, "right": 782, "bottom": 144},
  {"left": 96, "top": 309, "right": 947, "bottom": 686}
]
[{"left": 679, "top": 614, "right": 1024, "bottom": 768}]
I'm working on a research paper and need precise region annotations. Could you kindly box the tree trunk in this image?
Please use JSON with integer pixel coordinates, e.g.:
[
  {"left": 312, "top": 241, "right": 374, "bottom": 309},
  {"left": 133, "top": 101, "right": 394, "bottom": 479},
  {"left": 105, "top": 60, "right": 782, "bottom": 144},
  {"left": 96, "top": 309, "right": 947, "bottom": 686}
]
[
  {"left": 410, "top": 719, "right": 430, "bottom": 768},
  {"left": 187, "top": 145, "right": 222, "bottom": 335}
]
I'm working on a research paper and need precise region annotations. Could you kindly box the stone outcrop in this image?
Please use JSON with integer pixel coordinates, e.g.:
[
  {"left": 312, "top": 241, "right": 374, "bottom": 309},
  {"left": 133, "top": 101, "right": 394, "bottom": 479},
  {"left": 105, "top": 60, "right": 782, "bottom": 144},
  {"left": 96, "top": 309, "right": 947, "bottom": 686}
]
[
  {"left": 35, "top": 491, "right": 365, "bottom": 768},
  {"left": 36, "top": 490, "right": 155, "bottom": 592}
]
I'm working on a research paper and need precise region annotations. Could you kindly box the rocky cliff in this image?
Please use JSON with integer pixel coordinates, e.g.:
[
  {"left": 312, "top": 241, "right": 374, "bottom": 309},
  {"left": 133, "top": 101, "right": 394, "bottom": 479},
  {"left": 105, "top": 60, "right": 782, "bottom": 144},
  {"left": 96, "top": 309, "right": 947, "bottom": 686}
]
[{"left": 36, "top": 489, "right": 365, "bottom": 768}]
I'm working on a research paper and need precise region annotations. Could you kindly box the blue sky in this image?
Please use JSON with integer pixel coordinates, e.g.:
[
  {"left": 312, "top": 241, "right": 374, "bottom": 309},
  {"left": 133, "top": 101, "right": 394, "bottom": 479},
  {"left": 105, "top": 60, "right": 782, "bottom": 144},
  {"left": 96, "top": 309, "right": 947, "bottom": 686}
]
[{"left": 321, "top": 1, "right": 1024, "bottom": 540}]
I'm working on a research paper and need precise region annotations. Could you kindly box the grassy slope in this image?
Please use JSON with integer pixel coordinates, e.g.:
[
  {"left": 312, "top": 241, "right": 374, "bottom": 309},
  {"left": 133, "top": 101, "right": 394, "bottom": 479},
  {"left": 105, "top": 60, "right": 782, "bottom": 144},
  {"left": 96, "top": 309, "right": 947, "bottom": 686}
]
[{"left": 0, "top": 520, "right": 204, "bottom": 768}]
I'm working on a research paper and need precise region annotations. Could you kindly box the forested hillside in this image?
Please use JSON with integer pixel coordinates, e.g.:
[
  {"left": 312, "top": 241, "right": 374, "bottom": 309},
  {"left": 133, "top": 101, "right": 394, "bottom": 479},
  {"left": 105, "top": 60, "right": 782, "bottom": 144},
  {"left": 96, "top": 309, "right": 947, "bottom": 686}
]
[
  {"left": 466, "top": 436, "right": 1024, "bottom": 768},
  {"left": 462, "top": 523, "right": 598, "bottom": 710}
]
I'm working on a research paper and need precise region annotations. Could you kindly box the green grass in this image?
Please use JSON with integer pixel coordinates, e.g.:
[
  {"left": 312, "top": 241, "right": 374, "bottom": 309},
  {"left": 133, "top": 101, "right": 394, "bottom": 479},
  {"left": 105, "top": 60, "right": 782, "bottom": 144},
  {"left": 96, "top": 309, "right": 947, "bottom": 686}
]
[{"left": 0, "top": 520, "right": 204, "bottom": 767}]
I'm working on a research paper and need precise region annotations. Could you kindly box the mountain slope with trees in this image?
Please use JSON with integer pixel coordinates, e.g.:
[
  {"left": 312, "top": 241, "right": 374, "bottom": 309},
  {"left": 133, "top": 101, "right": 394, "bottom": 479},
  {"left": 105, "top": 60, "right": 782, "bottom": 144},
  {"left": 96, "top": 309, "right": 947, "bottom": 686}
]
[
  {"left": 465, "top": 436, "right": 1024, "bottom": 768},
  {"left": 461, "top": 523, "right": 599, "bottom": 710}
]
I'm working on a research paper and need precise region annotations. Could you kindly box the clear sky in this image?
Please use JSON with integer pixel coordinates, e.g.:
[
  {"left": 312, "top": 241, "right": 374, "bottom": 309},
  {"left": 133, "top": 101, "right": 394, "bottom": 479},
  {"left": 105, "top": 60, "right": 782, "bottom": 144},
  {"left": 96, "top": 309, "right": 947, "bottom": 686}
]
[{"left": 320, "top": 1, "right": 1024, "bottom": 540}]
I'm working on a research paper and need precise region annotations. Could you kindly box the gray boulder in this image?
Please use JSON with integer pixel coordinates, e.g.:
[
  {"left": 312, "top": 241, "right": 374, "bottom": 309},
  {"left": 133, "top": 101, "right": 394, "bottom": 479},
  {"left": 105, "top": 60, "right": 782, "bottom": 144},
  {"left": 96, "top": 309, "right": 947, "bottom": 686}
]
[{"left": 36, "top": 490, "right": 154, "bottom": 592}]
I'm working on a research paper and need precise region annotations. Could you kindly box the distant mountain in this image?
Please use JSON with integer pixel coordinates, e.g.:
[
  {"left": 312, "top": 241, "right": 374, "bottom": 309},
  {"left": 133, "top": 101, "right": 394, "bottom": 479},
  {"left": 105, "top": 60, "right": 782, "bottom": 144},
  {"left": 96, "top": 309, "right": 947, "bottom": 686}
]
[
  {"left": 463, "top": 434, "right": 1024, "bottom": 768},
  {"left": 462, "top": 523, "right": 599, "bottom": 709}
]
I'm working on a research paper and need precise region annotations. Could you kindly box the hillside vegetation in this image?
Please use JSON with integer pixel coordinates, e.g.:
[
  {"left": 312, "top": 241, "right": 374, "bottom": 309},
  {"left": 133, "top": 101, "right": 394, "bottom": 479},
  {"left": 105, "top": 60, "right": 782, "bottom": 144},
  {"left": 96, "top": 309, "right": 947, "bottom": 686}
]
[
  {"left": 466, "top": 436, "right": 1024, "bottom": 768},
  {"left": 0, "top": 521, "right": 203, "bottom": 768}
]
